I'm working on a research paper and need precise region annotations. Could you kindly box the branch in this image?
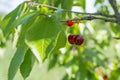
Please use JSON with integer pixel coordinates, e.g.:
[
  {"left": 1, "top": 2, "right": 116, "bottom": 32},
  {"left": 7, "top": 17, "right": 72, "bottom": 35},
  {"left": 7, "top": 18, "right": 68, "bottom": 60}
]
[
  {"left": 108, "top": 0, "right": 120, "bottom": 24},
  {"left": 26, "top": 1, "right": 120, "bottom": 24},
  {"left": 113, "top": 37, "right": 120, "bottom": 40},
  {"left": 62, "top": 10, "right": 115, "bottom": 18},
  {"left": 108, "top": 0, "right": 119, "bottom": 15},
  {"left": 60, "top": 16, "right": 117, "bottom": 23},
  {"left": 27, "top": 1, "right": 115, "bottom": 18}
]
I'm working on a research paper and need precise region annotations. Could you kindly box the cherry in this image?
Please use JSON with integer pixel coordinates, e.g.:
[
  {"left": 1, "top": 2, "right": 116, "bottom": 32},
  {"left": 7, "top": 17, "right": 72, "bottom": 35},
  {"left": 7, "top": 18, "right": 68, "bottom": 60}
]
[
  {"left": 68, "top": 34, "right": 84, "bottom": 45},
  {"left": 75, "top": 35, "right": 84, "bottom": 45},
  {"left": 102, "top": 74, "right": 108, "bottom": 80},
  {"left": 68, "top": 34, "right": 76, "bottom": 44},
  {"left": 67, "top": 21, "right": 74, "bottom": 26}
]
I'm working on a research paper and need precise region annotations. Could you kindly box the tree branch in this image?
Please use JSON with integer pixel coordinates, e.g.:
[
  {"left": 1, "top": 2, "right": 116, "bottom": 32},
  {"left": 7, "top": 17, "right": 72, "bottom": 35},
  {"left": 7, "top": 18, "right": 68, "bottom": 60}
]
[
  {"left": 27, "top": 1, "right": 115, "bottom": 18},
  {"left": 113, "top": 37, "right": 120, "bottom": 40},
  {"left": 26, "top": 1, "right": 120, "bottom": 24},
  {"left": 108, "top": 0, "right": 120, "bottom": 24},
  {"left": 60, "top": 16, "right": 117, "bottom": 23},
  {"left": 108, "top": 0, "right": 119, "bottom": 15},
  {"left": 62, "top": 10, "right": 115, "bottom": 18}
]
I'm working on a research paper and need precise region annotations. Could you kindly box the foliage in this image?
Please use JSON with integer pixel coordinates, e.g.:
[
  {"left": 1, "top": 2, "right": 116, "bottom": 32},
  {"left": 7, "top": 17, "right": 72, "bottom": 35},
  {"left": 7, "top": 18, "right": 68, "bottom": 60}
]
[{"left": 0, "top": 0, "right": 120, "bottom": 80}]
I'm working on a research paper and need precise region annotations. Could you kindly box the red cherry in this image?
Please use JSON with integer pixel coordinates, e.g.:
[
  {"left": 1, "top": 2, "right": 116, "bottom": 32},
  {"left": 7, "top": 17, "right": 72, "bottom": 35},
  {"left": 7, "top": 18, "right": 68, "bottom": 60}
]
[
  {"left": 68, "top": 34, "right": 76, "bottom": 44},
  {"left": 102, "top": 74, "right": 108, "bottom": 80},
  {"left": 75, "top": 35, "right": 84, "bottom": 45},
  {"left": 67, "top": 21, "right": 74, "bottom": 26}
]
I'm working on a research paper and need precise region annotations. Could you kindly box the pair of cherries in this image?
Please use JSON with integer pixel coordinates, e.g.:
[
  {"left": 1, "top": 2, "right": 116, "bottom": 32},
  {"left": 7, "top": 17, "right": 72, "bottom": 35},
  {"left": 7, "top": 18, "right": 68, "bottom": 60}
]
[{"left": 68, "top": 34, "right": 84, "bottom": 45}]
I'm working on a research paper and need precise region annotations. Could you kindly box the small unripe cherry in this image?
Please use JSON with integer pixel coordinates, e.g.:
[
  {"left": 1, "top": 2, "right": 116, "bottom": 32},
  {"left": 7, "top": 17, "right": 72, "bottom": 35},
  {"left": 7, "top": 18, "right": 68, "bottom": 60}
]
[
  {"left": 67, "top": 21, "right": 74, "bottom": 26},
  {"left": 68, "top": 34, "right": 76, "bottom": 44},
  {"left": 102, "top": 74, "right": 108, "bottom": 80},
  {"left": 75, "top": 35, "right": 84, "bottom": 45}
]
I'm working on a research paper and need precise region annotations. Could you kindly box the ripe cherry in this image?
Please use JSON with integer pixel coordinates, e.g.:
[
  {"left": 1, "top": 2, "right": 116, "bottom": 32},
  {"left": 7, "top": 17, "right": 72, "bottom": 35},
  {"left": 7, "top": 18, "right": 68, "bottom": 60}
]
[
  {"left": 102, "top": 74, "right": 108, "bottom": 80},
  {"left": 75, "top": 35, "right": 84, "bottom": 45},
  {"left": 68, "top": 34, "right": 76, "bottom": 44},
  {"left": 67, "top": 21, "right": 74, "bottom": 26},
  {"left": 68, "top": 34, "right": 84, "bottom": 45}
]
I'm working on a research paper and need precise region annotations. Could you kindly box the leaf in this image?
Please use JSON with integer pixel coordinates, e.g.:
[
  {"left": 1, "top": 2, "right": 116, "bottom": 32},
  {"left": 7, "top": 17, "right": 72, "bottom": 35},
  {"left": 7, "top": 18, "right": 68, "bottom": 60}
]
[
  {"left": 110, "top": 68, "right": 120, "bottom": 80},
  {"left": 2, "top": 3, "right": 39, "bottom": 38},
  {"left": 13, "top": 11, "right": 40, "bottom": 27},
  {"left": 25, "top": 16, "right": 62, "bottom": 63},
  {"left": 47, "top": 29, "right": 66, "bottom": 70},
  {"left": 0, "top": 26, "right": 5, "bottom": 47},
  {"left": 48, "top": 54, "right": 58, "bottom": 70},
  {"left": 1, "top": 2, "right": 26, "bottom": 37},
  {"left": 8, "top": 44, "right": 27, "bottom": 80},
  {"left": 94, "top": 0, "right": 104, "bottom": 6},
  {"left": 51, "top": 30, "right": 66, "bottom": 53},
  {"left": 20, "top": 49, "right": 35, "bottom": 79},
  {"left": 61, "top": 0, "right": 73, "bottom": 18},
  {"left": 54, "top": 0, "right": 62, "bottom": 7},
  {"left": 74, "top": 0, "right": 86, "bottom": 10},
  {"left": 81, "top": 0, "right": 86, "bottom": 10},
  {"left": 61, "top": 0, "right": 73, "bottom": 10},
  {"left": 62, "top": 74, "right": 69, "bottom": 80},
  {"left": 82, "top": 48, "right": 104, "bottom": 66},
  {"left": 16, "top": 13, "right": 38, "bottom": 47},
  {"left": 78, "top": 59, "right": 88, "bottom": 80},
  {"left": 12, "top": 11, "right": 40, "bottom": 48}
]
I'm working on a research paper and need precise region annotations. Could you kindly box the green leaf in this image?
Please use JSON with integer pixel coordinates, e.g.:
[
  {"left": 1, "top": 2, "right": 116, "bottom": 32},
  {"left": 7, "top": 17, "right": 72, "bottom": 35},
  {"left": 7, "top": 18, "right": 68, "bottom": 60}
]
[
  {"left": 20, "top": 49, "right": 35, "bottom": 79},
  {"left": 61, "top": 0, "right": 73, "bottom": 18},
  {"left": 61, "top": 0, "right": 73, "bottom": 10},
  {"left": 81, "top": 0, "right": 86, "bottom": 10},
  {"left": 48, "top": 54, "right": 58, "bottom": 70},
  {"left": 2, "top": 3, "right": 39, "bottom": 38},
  {"left": 25, "top": 16, "right": 62, "bottom": 63},
  {"left": 1, "top": 2, "right": 26, "bottom": 37},
  {"left": 13, "top": 11, "right": 40, "bottom": 27},
  {"left": 48, "top": 30, "right": 66, "bottom": 70},
  {"left": 16, "top": 13, "right": 38, "bottom": 47},
  {"left": 110, "top": 68, "right": 120, "bottom": 80},
  {"left": 12, "top": 11, "right": 40, "bottom": 48},
  {"left": 54, "top": 0, "right": 62, "bottom": 7},
  {"left": 0, "top": 26, "right": 5, "bottom": 47},
  {"left": 8, "top": 44, "right": 27, "bottom": 80},
  {"left": 51, "top": 30, "right": 66, "bottom": 53},
  {"left": 74, "top": 0, "right": 86, "bottom": 10},
  {"left": 95, "top": 0, "right": 104, "bottom": 6},
  {"left": 77, "top": 59, "right": 88, "bottom": 80},
  {"left": 82, "top": 48, "right": 104, "bottom": 66}
]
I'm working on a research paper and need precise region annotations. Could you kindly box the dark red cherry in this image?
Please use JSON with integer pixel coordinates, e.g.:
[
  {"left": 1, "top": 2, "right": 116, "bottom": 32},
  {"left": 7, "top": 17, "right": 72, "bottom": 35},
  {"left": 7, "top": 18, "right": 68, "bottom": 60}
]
[
  {"left": 67, "top": 21, "right": 74, "bottom": 26},
  {"left": 75, "top": 35, "right": 84, "bottom": 45},
  {"left": 68, "top": 34, "right": 76, "bottom": 44},
  {"left": 102, "top": 74, "right": 108, "bottom": 80}
]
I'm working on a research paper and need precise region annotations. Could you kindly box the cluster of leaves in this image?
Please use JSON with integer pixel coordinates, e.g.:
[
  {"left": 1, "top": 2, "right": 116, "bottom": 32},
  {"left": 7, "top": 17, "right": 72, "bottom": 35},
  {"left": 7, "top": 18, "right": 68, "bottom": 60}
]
[{"left": 0, "top": 0, "right": 120, "bottom": 80}]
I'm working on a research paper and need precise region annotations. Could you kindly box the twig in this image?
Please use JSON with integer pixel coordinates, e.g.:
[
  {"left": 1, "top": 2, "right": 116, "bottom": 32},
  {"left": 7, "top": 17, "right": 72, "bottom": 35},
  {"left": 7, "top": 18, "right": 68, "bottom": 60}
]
[
  {"left": 27, "top": 1, "right": 115, "bottom": 18},
  {"left": 60, "top": 16, "right": 117, "bottom": 23},
  {"left": 113, "top": 37, "right": 120, "bottom": 40},
  {"left": 108, "top": 0, "right": 119, "bottom": 15},
  {"left": 62, "top": 10, "right": 115, "bottom": 17},
  {"left": 108, "top": 0, "right": 120, "bottom": 24},
  {"left": 25, "top": 1, "right": 120, "bottom": 24}
]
